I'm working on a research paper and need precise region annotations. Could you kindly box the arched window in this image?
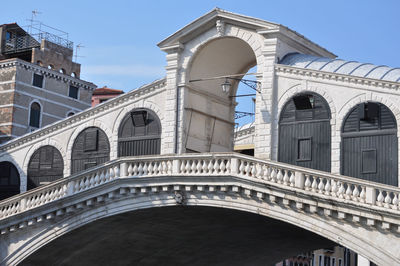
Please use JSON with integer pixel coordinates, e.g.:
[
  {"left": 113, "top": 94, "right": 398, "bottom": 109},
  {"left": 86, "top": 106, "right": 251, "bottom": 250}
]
[
  {"left": 278, "top": 93, "right": 331, "bottom": 172},
  {"left": 118, "top": 109, "right": 161, "bottom": 157},
  {"left": 29, "top": 102, "right": 41, "bottom": 128},
  {"left": 341, "top": 102, "right": 398, "bottom": 185},
  {"left": 71, "top": 127, "right": 110, "bottom": 174},
  {"left": 0, "top": 161, "right": 20, "bottom": 200},
  {"left": 27, "top": 145, "right": 64, "bottom": 190}
]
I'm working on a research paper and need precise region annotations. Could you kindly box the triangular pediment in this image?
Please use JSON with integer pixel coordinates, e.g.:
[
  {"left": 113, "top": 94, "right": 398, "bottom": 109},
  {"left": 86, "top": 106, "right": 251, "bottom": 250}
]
[{"left": 157, "top": 8, "right": 335, "bottom": 58}]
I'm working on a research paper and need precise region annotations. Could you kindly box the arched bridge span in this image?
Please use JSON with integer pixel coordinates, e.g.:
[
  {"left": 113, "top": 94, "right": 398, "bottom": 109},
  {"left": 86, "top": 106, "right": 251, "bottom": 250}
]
[{"left": 0, "top": 153, "right": 400, "bottom": 265}]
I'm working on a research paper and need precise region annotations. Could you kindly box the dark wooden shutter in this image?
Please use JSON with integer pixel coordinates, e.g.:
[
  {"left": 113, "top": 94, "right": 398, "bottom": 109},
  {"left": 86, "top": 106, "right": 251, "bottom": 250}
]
[
  {"left": 33, "top": 74, "right": 44, "bottom": 88},
  {"left": 71, "top": 127, "right": 110, "bottom": 174},
  {"left": 118, "top": 109, "right": 161, "bottom": 157},
  {"left": 27, "top": 146, "right": 63, "bottom": 189},
  {"left": 0, "top": 162, "right": 20, "bottom": 200},
  {"left": 278, "top": 93, "right": 331, "bottom": 172},
  {"left": 341, "top": 102, "right": 398, "bottom": 186}
]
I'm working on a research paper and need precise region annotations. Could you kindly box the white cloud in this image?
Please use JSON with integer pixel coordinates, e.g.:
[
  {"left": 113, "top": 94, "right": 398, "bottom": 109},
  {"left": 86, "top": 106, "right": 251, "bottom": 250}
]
[{"left": 83, "top": 64, "right": 165, "bottom": 77}]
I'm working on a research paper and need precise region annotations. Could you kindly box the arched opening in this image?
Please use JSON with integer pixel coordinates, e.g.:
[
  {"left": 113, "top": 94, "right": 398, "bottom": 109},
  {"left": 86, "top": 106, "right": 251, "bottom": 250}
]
[
  {"left": 29, "top": 102, "right": 41, "bottom": 128},
  {"left": 278, "top": 93, "right": 331, "bottom": 172},
  {"left": 71, "top": 127, "right": 110, "bottom": 174},
  {"left": 27, "top": 145, "right": 64, "bottom": 189},
  {"left": 118, "top": 109, "right": 161, "bottom": 157},
  {"left": 0, "top": 161, "right": 20, "bottom": 200},
  {"left": 187, "top": 37, "right": 257, "bottom": 153},
  {"left": 341, "top": 102, "right": 398, "bottom": 186},
  {"left": 22, "top": 207, "right": 336, "bottom": 265},
  {"left": 59, "top": 68, "right": 66, "bottom": 74},
  {"left": 67, "top": 112, "right": 75, "bottom": 117}
]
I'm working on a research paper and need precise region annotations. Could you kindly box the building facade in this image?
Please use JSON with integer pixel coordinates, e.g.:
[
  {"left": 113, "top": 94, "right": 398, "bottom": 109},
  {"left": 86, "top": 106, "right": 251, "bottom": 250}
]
[{"left": 0, "top": 23, "right": 96, "bottom": 143}]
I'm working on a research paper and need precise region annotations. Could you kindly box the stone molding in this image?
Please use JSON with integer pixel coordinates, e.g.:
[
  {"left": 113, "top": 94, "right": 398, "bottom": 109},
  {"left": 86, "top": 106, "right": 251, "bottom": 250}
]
[
  {"left": 0, "top": 58, "right": 95, "bottom": 90},
  {"left": 275, "top": 64, "right": 400, "bottom": 93}
]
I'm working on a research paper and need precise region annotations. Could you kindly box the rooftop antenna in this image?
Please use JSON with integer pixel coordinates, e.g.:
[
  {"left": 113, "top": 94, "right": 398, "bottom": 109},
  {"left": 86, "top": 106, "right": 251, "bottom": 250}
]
[
  {"left": 28, "top": 10, "right": 42, "bottom": 34},
  {"left": 74, "top": 43, "right": 85, "bottom": 62}
]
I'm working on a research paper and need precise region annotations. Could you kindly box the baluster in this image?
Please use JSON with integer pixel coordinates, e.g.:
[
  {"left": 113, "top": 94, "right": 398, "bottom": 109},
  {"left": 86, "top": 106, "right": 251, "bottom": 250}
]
[
  {"left": 250, "top": 163, "right": 256, "bottom": 177},
  {"left": 359, "top": 186, "right": 366, "bottom": 203},
  {"left": 270, "top": 168, "right": 277, "bottom": 183},
  {"left": 191, "top": 160, "right": 197, "bottom": 173},
  {"left": 132, "top": 163, "right": 138, "bottom": 175},
  {"left": 162, "top": 161, "right": 168, "bottom": 174},
  {"left": 304, "top": 175, "right": 311, "bottom": 190},
  {"left": 185, "top": 160, "right": 191, "bottom": 174},
  {"left": 289, "top": 171, "right": 295, "bottom": 187},
  {"left": 311, "top": 176, "right": 318, "bottom": 192},
  {"left": 79, "top": 178, "right": 85, "bottom": 191},
  {"left": 377, "top": 190, "right": 384, "bottom": 206},
  {"left": 226, "top": 160, "right": 231, "bottom": 173},
  {"left": 276, "top": 169, "right": 283, "bottom": 184},
  {"left": 89, "top": 174, "right": 95, "bottom": 188},
  {"left": 208, "top": 160, "right": 214, "bottom": 173},
  {"left": 128, "top": 163, "right": 133, "bottom": 176},
  {"left": 114, "top": 165, "right": 120, "bottom": 178},
  {"left": 167, "top": 160, "right": 173, "bottom": 174},
  {"left": 213, "top": 159, "right": 220, "bottom": 174},
  {"left": 384, "top": 192, "right": 392, "bottom": 208},
  {"left": 256, "top": 164, "right": 262, "bottom": 179},
  {"left": 180, "top": 160, "right": 186, "bottom": 173},
  {"left": 331, "top": 180, "right": 338, "bottom": 196},
  {"left": 142, "top": 163, "right": 148, "bottom": 176},
  {"left": 202, "top": 160, "right": 208, "bottom": 173},
  {"left": 324, "top": 178, "right": 331, "bottom": 195},
  {"left": 345, "top": 184, "right": 352, "bottom": 199},
  {"left": 266, "top": 166, "right": 271, "bottom": 180},
  {"left": 318, "top": 178, "right": 324, "bottom": 193},
  {"left": 337, "top": 182, "right": 345, "bottom": 199},
  {"left": 110, "top": 167, "right": 115, "bottom": 180},
  {"left": 157, "top": 162, "right": 162, "bottom": 175},
  {"left": 283, "top": 170, "right": 290, "bottom": 185},
  {"left": 147, "top": 162, "right": 153, "bottom": 176},
  {"left": 220, "top": 160, "right": 226, "bottom": 173},
  {"left": 352, "top": 185, "right": 360, "bottom": 201},
  {"left": 196, "top": 160, "right": 202, "bottom": 174},
  {"left": 244, "top": 163, "right": 250, "bottom": 176},
  {"left": 239, "top": 160, "right": 245, "bottom": 175},
  {"left": 137, "top": 163, "right": 144, "bottom": 176},
  {"left": 392, "top": 193, "right": 399, "bottom": 209}
]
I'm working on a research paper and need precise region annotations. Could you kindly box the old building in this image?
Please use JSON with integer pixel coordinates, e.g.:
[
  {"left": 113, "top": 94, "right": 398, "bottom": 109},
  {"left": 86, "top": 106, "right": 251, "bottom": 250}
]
[
  {"left": 91, "top": 86, "right": 124, "bottom": 107},
  {"left": 0, "top": 23, "right": 96, "bottom": 143}
]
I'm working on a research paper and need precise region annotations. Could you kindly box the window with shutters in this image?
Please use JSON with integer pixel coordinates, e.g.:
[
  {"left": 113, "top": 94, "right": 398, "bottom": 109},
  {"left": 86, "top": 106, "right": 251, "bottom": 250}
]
[
  {"left": 29, "top": 102, "right": 41, "bottom": 128},
  {"left": 32, "top": 73, "right": 44, "bottom": 88},
  {"left": 69, "top": 85, "right": 79, "bottom": 99},
  {"left": 362, "top": 149, "right": 377, "bottom": 174}
]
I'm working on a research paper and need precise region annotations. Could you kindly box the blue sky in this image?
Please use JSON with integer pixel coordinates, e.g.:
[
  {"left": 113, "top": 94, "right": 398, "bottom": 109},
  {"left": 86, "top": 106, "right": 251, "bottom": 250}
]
[
  {"left": 3, "top": 0, "right": 400, "bottom": 125},
  {"left": 3, "top": 0, "right": 400, "bottom": 91}
]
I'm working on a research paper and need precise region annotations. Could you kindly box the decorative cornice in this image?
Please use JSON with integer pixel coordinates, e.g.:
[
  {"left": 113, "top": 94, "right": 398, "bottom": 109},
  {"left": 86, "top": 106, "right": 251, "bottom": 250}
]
[
  {"left": 275, "top": 64, "right": 400, "bottom": 92},
  {"left": 0, "top": 58, "right": 96, "bottom": 90},
  {"left": 0, "top": 78, "right": 166, "bottom": 153},
  {"left": 234, "top": 125, "right": 255, "bottom": 139}
]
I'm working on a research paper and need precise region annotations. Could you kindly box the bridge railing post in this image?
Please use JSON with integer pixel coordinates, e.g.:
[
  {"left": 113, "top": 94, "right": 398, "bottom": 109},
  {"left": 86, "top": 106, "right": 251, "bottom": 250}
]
[
  {"left": 294, "top": 171, "right": 305, "bottom": 189},
  {"left": 230, "top": 158, "right": 238, "bottom": 175},
  {"left": 365, "top": 186, "right": 376, "bottom": 205},
  {"left": 172, "top": 159, "right": 181, "bottom": 175},
  {"left": 67, "top": 180, "right": 75, "bottom": 196},
  {"left": 120, "top": 162, "right": 128, "bottom": 178}
]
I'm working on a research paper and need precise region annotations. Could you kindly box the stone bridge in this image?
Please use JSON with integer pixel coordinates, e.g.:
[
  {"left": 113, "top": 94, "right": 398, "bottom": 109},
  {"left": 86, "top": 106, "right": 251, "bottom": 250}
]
[{"left": 1, "top": 153, "right": 399, "bottom": 265}]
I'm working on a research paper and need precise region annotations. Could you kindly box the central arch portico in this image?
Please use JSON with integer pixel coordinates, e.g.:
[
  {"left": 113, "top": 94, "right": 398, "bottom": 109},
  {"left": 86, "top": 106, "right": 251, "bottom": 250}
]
[{"left": 1, "top": 154, "right": 399, "bottom": 265}]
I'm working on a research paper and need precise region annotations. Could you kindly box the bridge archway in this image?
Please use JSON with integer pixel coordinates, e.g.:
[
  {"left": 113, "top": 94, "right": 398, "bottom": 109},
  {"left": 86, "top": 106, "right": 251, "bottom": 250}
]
[
  {"left": 278, "top": 92, "right": 331, "bottom": 172},
  {"left": 185, "top": 36, "right": 258, "bottom": 152},
  {"left": 71, "top": 127, "right": 110, "bottom": 174},
  {"left": 118, "top": 108, "right": 161, "bottom": 157},
  {"left": 22, "top": 207, "right": 334, "bottom": 265},
  {"left": 341, "top": 102, "right": 398, "bottom": 186},
  {"left": 0, "top": 161, "right": 20, "bottom": 200},
  {"left": 27, "top": 145, "right": 63, "bottom": 189}
]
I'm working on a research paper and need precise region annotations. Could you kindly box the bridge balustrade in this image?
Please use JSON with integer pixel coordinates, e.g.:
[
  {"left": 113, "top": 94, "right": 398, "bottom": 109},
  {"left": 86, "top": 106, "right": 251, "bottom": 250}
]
[{"left": 0, "top": 153, "right": 399, "bottom": 224}]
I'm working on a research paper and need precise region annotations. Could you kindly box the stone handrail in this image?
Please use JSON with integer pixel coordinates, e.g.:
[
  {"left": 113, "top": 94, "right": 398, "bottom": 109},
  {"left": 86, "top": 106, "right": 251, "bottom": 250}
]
[{"left": 1, "top": 153, "right": 399, "bottom": 221}]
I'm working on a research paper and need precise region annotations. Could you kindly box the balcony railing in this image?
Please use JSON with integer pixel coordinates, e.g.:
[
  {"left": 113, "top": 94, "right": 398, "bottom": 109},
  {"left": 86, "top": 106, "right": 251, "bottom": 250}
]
[{"left": 0, "top": 153, "right": 399, "bottom": 220}]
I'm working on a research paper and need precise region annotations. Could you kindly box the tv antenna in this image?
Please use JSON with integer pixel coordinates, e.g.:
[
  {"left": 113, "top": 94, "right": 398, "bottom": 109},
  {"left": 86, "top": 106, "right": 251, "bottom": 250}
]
[
  {"left": 74, "top": 43, "right": 85, "bottom": 62},
  {"left": 28, "top": 10, "right": 42, "bottom": 34}
]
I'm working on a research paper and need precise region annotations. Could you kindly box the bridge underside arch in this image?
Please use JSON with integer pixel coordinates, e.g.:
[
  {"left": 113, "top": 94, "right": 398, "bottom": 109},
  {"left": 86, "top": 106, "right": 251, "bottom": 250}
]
[{"left": 22, "top": 206, "right": 334, "bottom": 265}]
